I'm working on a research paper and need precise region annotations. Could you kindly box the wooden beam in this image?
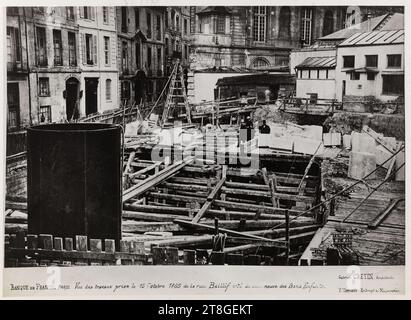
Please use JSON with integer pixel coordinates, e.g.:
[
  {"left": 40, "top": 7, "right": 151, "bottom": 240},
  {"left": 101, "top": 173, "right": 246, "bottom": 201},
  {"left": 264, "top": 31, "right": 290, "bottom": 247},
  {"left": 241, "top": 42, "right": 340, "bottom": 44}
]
[
  {"left": 128, "top": 161, "right": 162, "bottom": 179},
  {"left": 123, "top": 157, "right": 194, "bottom": 202},
  {"left": 192, "top": 165, "right": 227, "bottom": 224},
  {"left": 368, "top": 198, "right": 404, "bottom": 229},
  {"left": 174, "top": 219, "right": 287, "bottom": 246}
]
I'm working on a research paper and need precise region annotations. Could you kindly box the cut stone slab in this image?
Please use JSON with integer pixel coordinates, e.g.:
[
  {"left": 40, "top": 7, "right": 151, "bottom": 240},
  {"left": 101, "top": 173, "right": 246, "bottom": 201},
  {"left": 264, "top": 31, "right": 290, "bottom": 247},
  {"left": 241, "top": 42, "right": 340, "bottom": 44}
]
[
  {"left": 348, "top": 151, "right": 376, "bottom": 180},
  {"left": 258, "top": 135, "right": 293, "bottom": 151},
  {"left": 395, "top": 149, "right": 405, "bottom": 181},
  {"left": 302, "top": 125, "right": 323, "bottom": 141},
  {"left": 375, "top": 145, "right": 393, "bottom": 169},
  {"left": 323, "top": 132, "right": 341, "bottom": 147},
  {"left": 293, "top": 138, "right": 323, "bottom": 155},
  {"left": 351, "top": 132, "right": 377, "bottom": 154},
  {"left": 343, "top": 134, "right": 351, "bottom": 150}
]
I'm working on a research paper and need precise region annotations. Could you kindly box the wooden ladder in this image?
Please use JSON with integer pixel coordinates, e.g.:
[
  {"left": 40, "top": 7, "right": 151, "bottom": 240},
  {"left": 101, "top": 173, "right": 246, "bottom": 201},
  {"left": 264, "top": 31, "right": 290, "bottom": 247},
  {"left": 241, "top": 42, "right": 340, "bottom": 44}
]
[{"left": 161, "top": 60, "right": 191, "bottom": 127}]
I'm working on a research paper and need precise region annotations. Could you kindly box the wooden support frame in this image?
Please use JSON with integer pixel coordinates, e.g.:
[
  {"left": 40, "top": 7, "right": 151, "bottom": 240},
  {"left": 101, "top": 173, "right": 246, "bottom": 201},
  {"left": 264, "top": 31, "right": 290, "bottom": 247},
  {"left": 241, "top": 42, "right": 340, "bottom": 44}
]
[{"left": 192, "top": 165, "right": 227, "bottom": 223}]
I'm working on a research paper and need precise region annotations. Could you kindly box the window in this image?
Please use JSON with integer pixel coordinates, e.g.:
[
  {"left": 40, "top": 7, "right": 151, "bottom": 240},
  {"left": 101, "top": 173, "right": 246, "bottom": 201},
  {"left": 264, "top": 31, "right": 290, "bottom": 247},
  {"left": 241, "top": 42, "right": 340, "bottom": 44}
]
[
  {"left": 7, "top": 83, "right": 20, "bottom": 129},
  {"left": 104, "top": 37, "right": 110, "bottom": 66},
  {"left": 387, "top": 54, "right": 401, "bottom": 68},
  {"left": 147, "top": 12, "right": 152, "bottom": 38},
  {"left": 323, "top": 10, "right": 334, "bottom": 36},
  {"left": 36, "top": 27, "right": 47, "bottom": 67},
  {"left": 165, "top": 38, "right": 169, "bottom": 56},
  {"left": 365, "top": 55, "right": 378, "bottom": 68},
  {"left": 216, "top": 15, "right": 226, "bottom": 34},
  {"left": 135, "top": 8, "right": 140, "bottom": 29},
  {"left": 106, "top": 79, "right": 112, "bottom": 101},
  {"left": 39, "top": 106, "right": 51, "bottom": 123},
  {"left": 68, "top": 32, "right": 77, "bottom": 66},
  {"left": 382, "top": 75, "right": 403, "bottom": 95},
  {"left": 253, "top": 6, "right": 266, "bottom": 42},
  {"left": 326, "top": 69, "right": 329, "bottom": 79},
  {"left": 301, "top": 8, "right": 313, "bottom": 45},
  {"left": 81, "top": 7, "right": 95, "bottom": 20},
  {"left": 156, "top": 15, "right": 161, "bottom": 40},
  {"left": 279, "top": 7, "right": 291, "bottom": 39},
  {"left": 165, "top": 11, "right": 169, "bottom": 29},
  {"left": 121, "top": 81, "right": 130, "bottom": 100},
  {"left": 121, "top": 41, "right": 128, "bottom": 72},
  {"left": 121, "top": 7, "right": 128, "bottom": 33},
  {"left": 184, "top": 19, "right": 188, "bottom": 35},
  {"left": 317, "top": 70, "right": 320, "bottom": 79},
  {"left": 252, "top": 58, "right": 269, "bottom": 68},
  {"left": 350, "top": 72, "right": 360, "bottom": 80},
  {"left": 39, "top": 77, "right": 50, "bottom": 96},
  {"left": 103, "top": 7, "right": 108, "bottom": 24},
  {"left": 343, "top": 55, "right": 355, "bottom": 68},
  {"left": 135, "top": 42, "right": 141, "bottom": 69},
  {"left": 84, "top": 33, "right": 96, "bottom": 65},
  {"left": 147, "top": 46, "right": 152, "bottom": 71},
  {"left": 367, "top": 73, "right": 375, "bottom": 80},
  {"left": 176, "top": 15, "right": 180, "bottom": 31},
  {"left": 157, "top": 48, "right": 162, "bottom": 76},
  {"left": 66, "top": 7, "right": 74, "bottom": 20},
  {"left": 7, "top": 7, "right": 19, "bottom": 15},
  {"left": 6, "top": 27, "right": 21, "bottom": 71},
  {"left": 53, "top": 30, "right": 63, "bottom": 66}
]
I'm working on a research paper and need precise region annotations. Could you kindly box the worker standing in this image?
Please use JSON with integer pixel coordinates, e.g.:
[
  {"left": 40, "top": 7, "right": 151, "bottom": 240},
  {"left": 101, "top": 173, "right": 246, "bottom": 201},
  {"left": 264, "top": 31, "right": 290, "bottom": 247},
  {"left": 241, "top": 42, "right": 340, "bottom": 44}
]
[
  {"left": 264, "top": 89, "right": 271, "bottom": 104},
  {"left": 259, "top": 120, "right": 271, "bottom": 134}
]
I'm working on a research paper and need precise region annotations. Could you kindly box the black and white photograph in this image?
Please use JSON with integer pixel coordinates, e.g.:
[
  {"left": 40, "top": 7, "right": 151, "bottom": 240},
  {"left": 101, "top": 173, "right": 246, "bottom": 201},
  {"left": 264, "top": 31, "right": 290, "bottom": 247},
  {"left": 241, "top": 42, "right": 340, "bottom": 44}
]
[{"left": 1, "top": 2, "right": 407, "bottom": 298}]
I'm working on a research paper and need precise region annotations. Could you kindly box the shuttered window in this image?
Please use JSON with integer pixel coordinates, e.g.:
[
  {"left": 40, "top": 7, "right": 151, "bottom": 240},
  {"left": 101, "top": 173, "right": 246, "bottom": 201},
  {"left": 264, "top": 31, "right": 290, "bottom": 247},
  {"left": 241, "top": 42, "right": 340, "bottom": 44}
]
[
  {"left": 106, "top": 79, "right": 112, "bottom": 101},
  {"left": 53, "top": 29, "right": 63, "bottom": 66},
  {"left": 82, "top": 33, "right": 97, "bottom": 65},
  {"left": 36, "top": 27, "right": 47, "bottom": 67},
  {"left": 68, "top": 32, "right": 77, "bottom": 66},
  {"left": 104, "top": 36, "right": 110, "bottom": 66}
]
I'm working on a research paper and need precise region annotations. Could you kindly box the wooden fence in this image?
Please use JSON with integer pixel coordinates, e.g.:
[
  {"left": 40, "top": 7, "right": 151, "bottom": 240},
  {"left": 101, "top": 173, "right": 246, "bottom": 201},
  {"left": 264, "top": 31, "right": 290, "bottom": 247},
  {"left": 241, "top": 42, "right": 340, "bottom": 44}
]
[{"left": 5, "top": 231, "right": 298, "bottom": 267}]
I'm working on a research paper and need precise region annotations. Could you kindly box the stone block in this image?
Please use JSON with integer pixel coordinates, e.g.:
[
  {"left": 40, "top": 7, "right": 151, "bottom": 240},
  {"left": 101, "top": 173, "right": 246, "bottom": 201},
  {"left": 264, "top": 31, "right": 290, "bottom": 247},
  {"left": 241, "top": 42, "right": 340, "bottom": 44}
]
[
  {"left": 302, "top": 125, "right": 323, "bottom": 140},
  {"left": 395, "top": 149, "right": 405, "bottom": 181},
  {"left": 258, "top": 134, "right": 293, "bottom": 151},
  {"left": 351, "top": 132, "right": 376, "bottom": 154},
  {"left": 348, "top": 151, "right": 376, "bottom": 180},
  {"left": 293, "top": 138, "right": 323, "bottom": 155},
  {"left": 343, "top": 134, "right": 351, "bottom": 150},
  {"left": 323, "top": 132, "right": 341, "bottom": 147},
  {"left": 375, "top": 145, "right": 392, "bottom": 169}
]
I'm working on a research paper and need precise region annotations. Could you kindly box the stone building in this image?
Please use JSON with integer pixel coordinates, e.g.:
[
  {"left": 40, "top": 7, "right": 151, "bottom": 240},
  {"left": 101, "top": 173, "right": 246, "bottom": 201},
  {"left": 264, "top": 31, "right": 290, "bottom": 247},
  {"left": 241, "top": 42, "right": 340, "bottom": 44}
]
[
  {"left": 116, "top": 6, "right": 166, "bottom": 104},
  {"left": 78, "top": 6, "right": 119, "bottom": 117},
  {"left": 189, "top": 6, "right": 347, "bottom": 71},
  {"left": 6, "top": 6, "right": 119, "bottom": 131},
  {"left": 164, "top": 6, "right": 191, "bottom": 76}
]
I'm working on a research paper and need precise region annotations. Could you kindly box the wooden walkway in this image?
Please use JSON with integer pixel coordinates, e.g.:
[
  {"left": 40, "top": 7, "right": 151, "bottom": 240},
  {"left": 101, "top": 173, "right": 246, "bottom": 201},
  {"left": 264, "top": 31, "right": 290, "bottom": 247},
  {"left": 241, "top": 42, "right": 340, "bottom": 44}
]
[{"left": 300, "top": 181, "right": 405, "bottom": 265}]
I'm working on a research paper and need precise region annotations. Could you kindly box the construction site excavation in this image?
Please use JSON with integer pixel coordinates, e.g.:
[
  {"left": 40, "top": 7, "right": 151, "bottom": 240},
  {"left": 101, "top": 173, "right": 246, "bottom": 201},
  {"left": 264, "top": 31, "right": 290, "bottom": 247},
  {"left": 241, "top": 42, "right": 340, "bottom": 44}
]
[{"left": 4, "top": 6, "right": 405, "bottom": 268}]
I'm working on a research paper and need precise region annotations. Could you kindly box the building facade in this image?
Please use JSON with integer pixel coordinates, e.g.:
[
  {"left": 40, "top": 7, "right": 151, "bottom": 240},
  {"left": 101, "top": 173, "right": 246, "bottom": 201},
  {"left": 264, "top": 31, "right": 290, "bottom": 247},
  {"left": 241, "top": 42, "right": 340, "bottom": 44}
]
[
  {"left": 116, "top": 6, "right": 167, "bottom": 104},
  {"left": 189, "top": 6, "right": 347, "bottom": 71},
  {"left": 335, "top": 30, "right": 404, "bottom": 103},
  {"left": 78, "top": 6, "right": 119, "bottom": 117},
  {"left": 6, "top": 6, "right": 119, "bottom": 131}
]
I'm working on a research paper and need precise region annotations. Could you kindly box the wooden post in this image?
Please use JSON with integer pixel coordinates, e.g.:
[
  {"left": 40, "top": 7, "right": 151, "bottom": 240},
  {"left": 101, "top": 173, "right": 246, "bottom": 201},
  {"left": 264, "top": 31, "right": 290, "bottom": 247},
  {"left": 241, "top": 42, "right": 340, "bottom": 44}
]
[
  {"left": 330, "top": 198, "right": 336, "bottom": 216},
  {"left": 285, "top": 210, "right": 290, "bottom": 266}
]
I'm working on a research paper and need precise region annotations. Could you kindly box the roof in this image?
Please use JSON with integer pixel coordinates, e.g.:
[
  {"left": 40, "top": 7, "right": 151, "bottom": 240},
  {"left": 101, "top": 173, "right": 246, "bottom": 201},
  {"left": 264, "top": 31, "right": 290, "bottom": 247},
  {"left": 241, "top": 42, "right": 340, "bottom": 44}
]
[
  {"left": 319, "top": 13, "right": 404, "bottom": 40},
  {"left": 196, "top": 6, "right": 232, "bottom": 16},
  {"left": 344, "top": 67, "right": 379, "bottom": 73},
  {"left": 195, "top": 66, "right": 255, "bottom": 74},
  {"left": 339, "top": 29, "right": 404, "bottom": 47},
  {"left": 295, "top": 56, "right": 336, "bottom": 69},
  {"left": 216, "top": 73, "right": 295, "bottom": 87}
]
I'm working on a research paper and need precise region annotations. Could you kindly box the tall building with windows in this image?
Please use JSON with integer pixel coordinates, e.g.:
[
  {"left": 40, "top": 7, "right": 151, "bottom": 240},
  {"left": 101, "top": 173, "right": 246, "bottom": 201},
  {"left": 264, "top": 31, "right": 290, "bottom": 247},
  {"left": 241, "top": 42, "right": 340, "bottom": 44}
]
[
  {"left": 116, "top": 6, "right": 166, "bottom": 104},
  {"left": 164, "top": 6, "right": 191, "bottom": 76},
  {"left": 78, "top": 6, "right": 118, "bottom": 116},
  {"left": 189, "top": 6, "right": 347, "bottom": 71},
  {"left": 6, "top": 6, "right": 118, "bottom": 132}
]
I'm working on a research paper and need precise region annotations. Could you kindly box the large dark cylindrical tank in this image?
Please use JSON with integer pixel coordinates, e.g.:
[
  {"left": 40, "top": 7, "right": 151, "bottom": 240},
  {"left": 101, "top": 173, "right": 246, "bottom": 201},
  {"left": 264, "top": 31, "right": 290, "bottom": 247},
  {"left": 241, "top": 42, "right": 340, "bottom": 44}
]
[{"left": 27, "top": 123, "right": 122, "bottom": 247}]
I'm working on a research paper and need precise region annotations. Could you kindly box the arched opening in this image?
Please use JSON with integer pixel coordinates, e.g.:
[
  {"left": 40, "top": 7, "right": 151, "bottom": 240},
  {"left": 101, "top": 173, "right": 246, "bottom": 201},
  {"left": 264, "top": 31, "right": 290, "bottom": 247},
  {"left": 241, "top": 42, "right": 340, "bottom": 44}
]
[
  {"left": 252, "top": 57, "right": 270, "bottom": 69},
  {"left": 323, "top": 10, "right": 334, "bottom": 36},
  {"left": 65, "top": 77, "right": 80, "bottom": 121},
  {"left": 279, "top": 7, "right": 291, "bottom": 39},
  {"left": 133, "top": 70, "right": 146, "bottom": 104}
]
